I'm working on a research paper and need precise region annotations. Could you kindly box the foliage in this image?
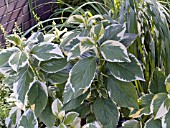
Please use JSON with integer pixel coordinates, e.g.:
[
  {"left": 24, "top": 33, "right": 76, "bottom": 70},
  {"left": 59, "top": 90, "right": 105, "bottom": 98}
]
[
  {"left": 0, "top": 13, "right": 144, "bottom": 127},
  {"left": 0, "top": 74, "right": 11, "bottom": 127}
]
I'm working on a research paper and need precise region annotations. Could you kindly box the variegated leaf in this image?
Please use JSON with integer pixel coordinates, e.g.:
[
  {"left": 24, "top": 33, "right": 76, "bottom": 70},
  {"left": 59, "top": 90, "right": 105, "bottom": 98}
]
[
  {"left": 67, "top": 37, "right": 95, "bottom": 61},
  {"left": 67, "top": 44, "right": 80, "bottom": 61},
  {"left": 31, "top": 43, "right": 64, "bottom": 61},
  {"left": 165, "top": 74, "right": 170, "bottom": 93},
  {"left": 60, "top": 31, "right": 80, "bottom": 49},
  {"left": 62, "top": 90, "right": 89, "bottom": 111},
  {"left": 67, "top": 15, "right": 85, "bottom": 24},
  {"left": 106, "top": 75, "right": 138, "bottom": 109},
  {"left": 108, "top": 54, "right": 144, "bottom": 82},
  {"left": 162, "top": 110, "right": 170, "bottom": 128},
  {"left": 57, "top": 123, "right": 67, "bottom": 128},
  {"left": 44, "top": 34, "right": 55, "bottom": 42},
  {"left": 100, "top": 40, "right": 130, "bottom": 62},
  {"left": 9, "top": 51, "right": 28, "bottom": 72},
  {"left": 99, "top": 23, "right": 126, "bottom": 44},
  {"left": 149, "top": 68, "right": 166, "bottom": 94},
  {"left": 0, "top": 47, "right": 19, "bottom": 68},
  {"left": 47, "top": 70, "right": 69, "bottom": 84},
  {"left": 93, "top": 98, "right": 119, "bottom": 128},
  {"left": 63, "top": 82, "right": 74, "bottom": 104},
  {"left": 17, "top": 109, "right": 38, "bottom": 128},
  {"left": 64, "top": 112, "right": 79, "bottom": 125},
  {"left": 6, "top": 34, "right": 22, "bottom": 46},
  {"left": 90, "top": 23, "right": 104, "bottom": 42},
  {"left": 150, "top": 93, "right": 170, "bottom": 119},
  {"left": 144, "top": 117, "right": 161, "bottom": 128},
  {"left": 51, "top": 98, "right": 63, "bottom": 116},
  {"left": 40, "top": 58, "right": 67, "bottom": 73},
  {"left": 13, "top": 66, "right": 34, "bottom": 104},
  {"left": 133, "top": 94, "right": 154, "bottom": 117},
  {"left": 82, "top": 122, "right": 102, "bottom": 128},
  {"left": 122, "top": 120, "right": 141, "bottom": 128},
  {"left": 39, "top": 104, "right": 56, "bottom": 128},
  {"left": 120, "top": 33, "right": 138, "bottom": 48},
  {"left": 5, "top": 107, "right": 21, "bottom": 128},
  {"left": 28, "top": 81, "right": 48, "bottom": 117},
  {"left": 66, "top": 57, "right": 96, "bottom": 101}
]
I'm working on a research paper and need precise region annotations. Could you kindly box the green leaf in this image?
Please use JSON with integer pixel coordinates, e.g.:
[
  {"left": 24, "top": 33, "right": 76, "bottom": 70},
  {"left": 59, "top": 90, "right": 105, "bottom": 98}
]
[
  {"left": 122, "top": 120, "right": 141, "bottom": 128},
  {"left": 106, "top": 75, "right": 138, "bottom": 109},
  {"left": 27, "top": 81, "right": 48, "bottom": 117},
  {"left": 51, "top": 98, "right": 63, "bottom": 116},
  {"left": 40, "top": 58, "right": 67, "bottom": 73},
  {"left": 66, "top": 57, "right": 96, "bottom": 100},
  {"left": 67, "top": 15, "right": 85, "bottom": 24},
  {"left": 0, "top": 47, "right": 19, "bottom": 68},
  {"left": 64, "top": 112, "right": 79, "bottom": 125},
  {"left": 62, "top": 90, "right": 89, "bottom": 111},
  {"left": 120, "top": 33, "right": 138, "bottom": 48},
  {"left": 101, "top": 40, "right": 130, "bottom": 62},
  {"left": 18, "top": 109, "right": 38, "bottom": 128},
  {"left": 93, "top": 98, "right": 119, "bottom": 128},
  {"left": 162, "top": 110, "right": 170, "bottom": 128},
  {"left": 9, "top": 51, "right": 28, "bottom": 72},
  {"left": 39, "top": 104, "right": 56, "bottom": 128},
  {"left": 5, "top": 107, "right": 21, "bottom": 128},
  {"left": 165, "top": 74, "right": 170, "bottom": 93},
  {"left": 144, "top": 118, "right": 161, "bottom": 128},
  {"left": 31, "top": 43, "right": 64, "bottom": 61},
  {"left": 13, "top": 66, "right": 34, "bottom": 104},
  {"left": 90, "top": 23, "right": 104, "bottom": 42},
  {"left": 149, "top": 68, "right": 166, "bottom": 94},
  {"left": 47, "top": 71, "right": 69, "bottom": 84},
  {"left": 6, "top": 34, "right": 22, "bottom": 46},
  {"left": 151, "top": 93, "right": 170, "bottom": 119},
  {"left": 99, "top": 24, "right": 126, "bottom": 44},
  {"left": 108, "top": 54, "right": 144, "bottom": 82}
]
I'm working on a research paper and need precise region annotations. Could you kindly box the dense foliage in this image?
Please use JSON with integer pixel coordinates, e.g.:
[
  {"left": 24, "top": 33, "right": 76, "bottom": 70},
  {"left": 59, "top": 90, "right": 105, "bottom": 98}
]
[{"left": 0, "top": 0, "right": 170, "bottom": 128}]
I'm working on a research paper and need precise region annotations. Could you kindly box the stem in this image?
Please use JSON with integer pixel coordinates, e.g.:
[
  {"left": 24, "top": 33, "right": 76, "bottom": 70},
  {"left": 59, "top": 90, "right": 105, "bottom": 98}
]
[
  {"left": 29, "top": 59, "right": 43, "bottom": 82},
  {"left": 96, "top": 46, "right": 104, "bottom": 89}
]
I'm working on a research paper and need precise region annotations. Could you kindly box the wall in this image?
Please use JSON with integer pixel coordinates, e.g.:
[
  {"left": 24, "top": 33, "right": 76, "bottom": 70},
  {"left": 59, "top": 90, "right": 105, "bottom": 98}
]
[{"left": 0, "top": 0, "right": 55, "bottom": 46}]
